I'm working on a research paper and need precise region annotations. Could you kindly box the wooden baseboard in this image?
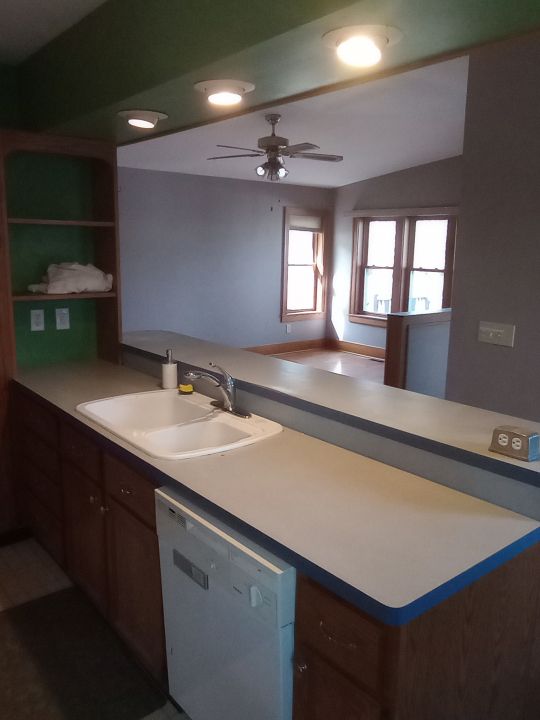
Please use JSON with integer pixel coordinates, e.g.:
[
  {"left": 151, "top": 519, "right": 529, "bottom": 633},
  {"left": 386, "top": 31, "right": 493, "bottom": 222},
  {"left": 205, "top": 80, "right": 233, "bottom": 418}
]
[
  {"left": 244, "top": 339, "right": 327, "bottom": 355},
  {"left": 327, "top": 339, "right": 385, "bottom": 359},
  {"left": 244, "top": 337, "right": 385, "bottom": 359}
]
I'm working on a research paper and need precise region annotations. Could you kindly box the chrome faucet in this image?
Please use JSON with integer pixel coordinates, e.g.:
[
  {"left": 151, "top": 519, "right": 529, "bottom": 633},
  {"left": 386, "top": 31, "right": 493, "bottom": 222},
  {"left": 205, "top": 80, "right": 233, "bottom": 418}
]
[{"left": 184, "top": 362, "right": 251, "bottom": 418}]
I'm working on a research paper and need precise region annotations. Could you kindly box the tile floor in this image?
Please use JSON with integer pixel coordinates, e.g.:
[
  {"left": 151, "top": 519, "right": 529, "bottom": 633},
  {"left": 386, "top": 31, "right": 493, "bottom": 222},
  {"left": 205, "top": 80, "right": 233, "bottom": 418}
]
[{"left": 0, "top": 538, "right": 189, "bottom": 720}]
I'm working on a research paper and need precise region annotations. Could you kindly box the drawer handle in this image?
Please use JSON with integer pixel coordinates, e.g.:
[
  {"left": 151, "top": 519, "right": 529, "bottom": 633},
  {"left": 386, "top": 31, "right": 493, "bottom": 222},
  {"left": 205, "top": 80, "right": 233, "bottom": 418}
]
[
  {"left": 319, "top": 620, "right": 359, "bottom": 650},
  {"left": 295, "top": 662, "right": 308, "bottom": 674},
  {"left": 120, "top": 487, "right": 133, "bottom": 495},
  {"left": 100, "top": 506, "right": 110, "bottom": 515},
  {"left": 89, "top": 495, "right": 97, "bottom": 504}
]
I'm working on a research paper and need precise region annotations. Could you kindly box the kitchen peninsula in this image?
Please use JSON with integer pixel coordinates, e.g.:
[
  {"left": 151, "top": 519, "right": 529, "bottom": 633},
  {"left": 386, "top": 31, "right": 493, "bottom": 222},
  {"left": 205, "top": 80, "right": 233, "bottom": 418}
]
[{"left": 11, "top": 353, "right": 540, "bottom": 720}]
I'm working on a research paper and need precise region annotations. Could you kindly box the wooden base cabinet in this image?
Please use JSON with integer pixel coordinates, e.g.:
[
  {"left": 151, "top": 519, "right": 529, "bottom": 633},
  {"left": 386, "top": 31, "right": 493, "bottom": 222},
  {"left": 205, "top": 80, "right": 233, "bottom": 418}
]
[
  {"left": 107, "top": 495, "right": 166, "bottom": 681},
  {"left": 294, "top": 545, "right": 540, "bottom": 720},
  {"left": 11, "top": 385, "right": 166, "bottom": 685}
]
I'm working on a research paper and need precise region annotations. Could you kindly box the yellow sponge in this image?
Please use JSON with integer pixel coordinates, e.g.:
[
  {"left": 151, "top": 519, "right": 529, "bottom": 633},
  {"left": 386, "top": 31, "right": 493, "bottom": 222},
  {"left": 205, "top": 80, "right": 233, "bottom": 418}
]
[{"left": 178, "top": 383, "right": 194, "bottom": 395}]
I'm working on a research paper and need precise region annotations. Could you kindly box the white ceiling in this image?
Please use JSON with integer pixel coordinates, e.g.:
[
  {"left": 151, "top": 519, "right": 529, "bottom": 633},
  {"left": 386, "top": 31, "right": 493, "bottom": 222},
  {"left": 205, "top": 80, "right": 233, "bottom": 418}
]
[
  {"left": 0, "top": 0, "right": 108, "bottom": 64},
  {"left": 118, "top": 56, "right": 469, "bottom": 189}
]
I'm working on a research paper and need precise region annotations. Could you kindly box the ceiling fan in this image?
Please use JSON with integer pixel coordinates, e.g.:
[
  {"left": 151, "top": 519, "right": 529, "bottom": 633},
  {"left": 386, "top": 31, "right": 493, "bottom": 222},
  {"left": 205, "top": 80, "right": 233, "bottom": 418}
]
[{"left": 208, "top": 113, "right": 343, "bottom": 181}]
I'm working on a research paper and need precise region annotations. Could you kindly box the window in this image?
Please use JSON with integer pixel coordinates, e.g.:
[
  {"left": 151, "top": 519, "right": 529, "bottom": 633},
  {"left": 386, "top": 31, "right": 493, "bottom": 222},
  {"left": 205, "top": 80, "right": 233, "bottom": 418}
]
[
  {"left": 282, "top": 208, "right": 326, "bottom": 321},
  {"left": 350, "top": 213, "right": 457, "bottom": 325}
]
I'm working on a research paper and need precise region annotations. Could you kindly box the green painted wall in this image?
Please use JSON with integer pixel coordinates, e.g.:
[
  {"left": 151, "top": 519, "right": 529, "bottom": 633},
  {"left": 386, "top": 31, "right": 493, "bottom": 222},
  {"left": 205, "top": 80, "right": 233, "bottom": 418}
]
[
  {"left": 7, "top": 153, "right": 100, "bottom": 367},
  {"left": 0, "top": 64, "right": 20, "bottom": 127}
]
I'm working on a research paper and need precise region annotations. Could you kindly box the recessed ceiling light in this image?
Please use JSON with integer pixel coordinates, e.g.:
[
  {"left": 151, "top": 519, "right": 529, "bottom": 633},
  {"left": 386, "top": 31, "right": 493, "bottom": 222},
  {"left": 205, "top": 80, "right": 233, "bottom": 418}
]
[
  {"left": 323, "top": 25, "right": 402, "bottom": 68},
  {"left": 118, "top": 109, "right": 168, "bottom": 129},
  {"left": 194, "top": 79, "right": 255, "bottom": 107}
]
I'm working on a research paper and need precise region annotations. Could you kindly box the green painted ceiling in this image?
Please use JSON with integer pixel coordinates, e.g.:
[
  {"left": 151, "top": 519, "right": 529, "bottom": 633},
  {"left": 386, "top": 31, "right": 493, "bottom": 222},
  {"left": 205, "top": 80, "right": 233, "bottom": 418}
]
[{"left": 13, "top": 0, "right": 540, "bottom": 143}]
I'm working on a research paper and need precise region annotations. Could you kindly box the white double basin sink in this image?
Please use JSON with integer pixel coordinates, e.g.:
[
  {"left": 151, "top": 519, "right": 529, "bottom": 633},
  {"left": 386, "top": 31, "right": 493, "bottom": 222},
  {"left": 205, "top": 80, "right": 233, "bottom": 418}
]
[{"left": 76, "top": 389, "right": 282, "bottom": 460}]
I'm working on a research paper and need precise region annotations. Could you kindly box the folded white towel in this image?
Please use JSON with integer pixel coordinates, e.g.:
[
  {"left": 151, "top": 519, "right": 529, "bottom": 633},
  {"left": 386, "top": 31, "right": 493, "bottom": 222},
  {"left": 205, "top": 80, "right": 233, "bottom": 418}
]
[{"left": 28, "top": 262, "right": 113, "bottom": 294}]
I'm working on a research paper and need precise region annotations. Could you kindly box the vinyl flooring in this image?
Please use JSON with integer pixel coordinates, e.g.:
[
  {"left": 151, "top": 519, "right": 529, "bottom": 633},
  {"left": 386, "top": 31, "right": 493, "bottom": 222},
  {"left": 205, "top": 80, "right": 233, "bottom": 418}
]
[
  {"left": 0, "top": 539, "right": 187, "bottom": 720},
  {"left": 273, "top": 349, "right": 385, "bottom": 383}
]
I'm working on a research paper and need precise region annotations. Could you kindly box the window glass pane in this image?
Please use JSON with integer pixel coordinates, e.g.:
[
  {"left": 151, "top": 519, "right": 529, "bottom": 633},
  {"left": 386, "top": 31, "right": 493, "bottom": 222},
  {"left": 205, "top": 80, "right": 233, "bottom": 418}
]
[
  {"left": 287, "top": 266, "right": 315, "bottom": 310},
  {"left": 408, "top": 271, "right": 444, "bottom": 312},
  {"left": 367, "top": 221, "right": 396, "bottom": 267},
  {"left": 288, "top": 230, "right": 314, "bottom": 264},
  {"left": 363, "top": 268, "right": 393, "bottom": 314},
  {"left": 413, "top": 219, "right": 448, "bottom": 269}
]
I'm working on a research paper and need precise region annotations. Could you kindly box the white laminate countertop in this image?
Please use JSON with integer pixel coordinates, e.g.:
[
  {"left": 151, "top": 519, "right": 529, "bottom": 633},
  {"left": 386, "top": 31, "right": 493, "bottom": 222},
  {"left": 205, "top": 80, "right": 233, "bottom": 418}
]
[
  {"left": 122, "top": 330, "right": 540, "bottom": 479},
  {"left": 15, "top": 360, "right": 540, "bottom": 625}
]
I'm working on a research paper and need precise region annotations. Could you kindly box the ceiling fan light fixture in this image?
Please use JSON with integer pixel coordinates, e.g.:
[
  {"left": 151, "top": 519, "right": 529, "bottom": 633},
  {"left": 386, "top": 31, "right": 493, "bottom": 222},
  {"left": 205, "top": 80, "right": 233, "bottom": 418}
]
[
  {"left": 255, "top": 164, "right": 267, "bottom": 177},
  {"left": 194, "top": 79, "right": 255, "bottom": 107},
  {"left": 323, "top": 25, "right": 402, "bottom": 68},
  {"left": 255, "top": 157, "right": 288, "bottom": 181},
  {"left": 118, "top": 109, "right": 168, "bottom": 129}
]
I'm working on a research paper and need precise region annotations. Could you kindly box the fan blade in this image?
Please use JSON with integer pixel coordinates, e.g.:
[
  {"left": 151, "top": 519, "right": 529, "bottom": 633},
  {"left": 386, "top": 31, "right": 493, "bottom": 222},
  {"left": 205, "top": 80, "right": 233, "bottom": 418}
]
[
  {"left": 289, "top": 152, "right": 343, "bottom": 162},
  {"left": 216, "top": 144, "right": 263, "bottom": 154},
  {"left": 208, "top": 153, "right": 264, "bottom": 160},
  {"left": 283, "top": 142, "right": 320, "bottom": 155}
]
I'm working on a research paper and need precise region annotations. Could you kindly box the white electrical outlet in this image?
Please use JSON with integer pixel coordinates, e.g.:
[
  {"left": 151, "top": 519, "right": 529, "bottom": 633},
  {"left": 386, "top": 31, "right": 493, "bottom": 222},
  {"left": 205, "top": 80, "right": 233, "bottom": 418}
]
[
  {"left": 56, "top": 307, "right": 70, "bottom": 330},
  {"left": 30, "top": 309, "right": 45, "bottom": 332}
]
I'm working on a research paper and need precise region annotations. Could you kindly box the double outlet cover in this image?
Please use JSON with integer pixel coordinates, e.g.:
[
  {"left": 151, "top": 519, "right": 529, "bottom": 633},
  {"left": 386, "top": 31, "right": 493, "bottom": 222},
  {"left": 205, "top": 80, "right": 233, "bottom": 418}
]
[{"left": 30, "top": 308, "right": 70, "bottom": 331}]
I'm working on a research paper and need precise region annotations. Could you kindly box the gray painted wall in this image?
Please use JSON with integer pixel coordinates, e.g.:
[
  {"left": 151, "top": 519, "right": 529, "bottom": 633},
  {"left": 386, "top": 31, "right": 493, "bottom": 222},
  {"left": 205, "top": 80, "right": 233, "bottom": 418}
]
[
  {"left": 118, "top": 167, "right": 333, "bottom": 347},
  {"left": 446, "top": 35, "right": 540, "bottom": 422},
  {"left": 331, "top": 157, "right": 463, "bottom": 347},
  {"left": 406, "top": 320, "right": 450, "bottom": 398}
]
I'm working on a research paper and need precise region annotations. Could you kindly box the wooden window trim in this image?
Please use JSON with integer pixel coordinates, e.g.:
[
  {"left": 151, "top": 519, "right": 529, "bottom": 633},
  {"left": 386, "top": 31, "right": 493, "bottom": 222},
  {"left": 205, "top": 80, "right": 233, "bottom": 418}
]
[
  {"left": 349, "top": 213, "right": 457, "bottom": 324},
  {"left": 281, "top": 207, "right": 327, "bottom": 323}
]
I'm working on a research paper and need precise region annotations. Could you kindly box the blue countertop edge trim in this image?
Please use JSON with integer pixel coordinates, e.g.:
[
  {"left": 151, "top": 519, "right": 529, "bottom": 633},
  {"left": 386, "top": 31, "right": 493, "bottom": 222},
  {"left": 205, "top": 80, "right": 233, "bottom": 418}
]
[
  {"left": 120, "top": 344, "right": 540, "bottom": 489},
  {"left": 18, "top": 381, "right": 540, "bottom": 628}
]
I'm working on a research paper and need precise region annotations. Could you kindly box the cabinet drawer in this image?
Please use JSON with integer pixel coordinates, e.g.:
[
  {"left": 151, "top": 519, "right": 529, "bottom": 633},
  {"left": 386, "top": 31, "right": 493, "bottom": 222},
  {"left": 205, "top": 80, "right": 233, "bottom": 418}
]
[
  {"left": 21, "top": 431, "right": 59, "bottom": 481},
  {"left": 26, "top": 491, "right": 64, "bottom": 567},
  {"left": 296, "top": 577, "right": 383, "bottom": 695},
  {"left": 104, "top": 454, "right": 157, "bottom": 529},
  {"left": 16, "top": 392, "right": 58, "bottom": 448},
  {"left": 20, "top": 457, "right": 63, "bottom": 518},
  {"left": 61, "top": 422, "right": 101, "bottom": 483}
]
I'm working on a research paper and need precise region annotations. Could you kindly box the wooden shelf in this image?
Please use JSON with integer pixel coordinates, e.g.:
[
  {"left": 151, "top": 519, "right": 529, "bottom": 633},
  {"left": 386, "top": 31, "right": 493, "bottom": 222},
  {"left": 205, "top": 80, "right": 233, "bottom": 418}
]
[
  {"left": 12, "top": 292, "right": 117, "bottom": 302},
  {"left": 8, "top": 218, "right": 115, "bottom": 228}
]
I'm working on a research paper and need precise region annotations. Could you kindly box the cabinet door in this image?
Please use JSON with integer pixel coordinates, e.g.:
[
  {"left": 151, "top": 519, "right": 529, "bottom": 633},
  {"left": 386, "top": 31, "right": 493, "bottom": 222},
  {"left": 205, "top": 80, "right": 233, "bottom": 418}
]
[
  {"left": 294, "top": 644, "right": 381, "bottom": 720},
  {"left": 63, "top": 461, "right": 107, "bottom": 612},
  {"left": 106, "top": 496, "right": 166, "bottom": 681}
]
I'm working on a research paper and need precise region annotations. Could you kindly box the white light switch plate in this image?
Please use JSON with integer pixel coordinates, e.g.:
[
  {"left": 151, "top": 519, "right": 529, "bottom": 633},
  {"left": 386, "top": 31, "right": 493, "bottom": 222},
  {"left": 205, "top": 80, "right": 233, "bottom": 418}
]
[
  {"left": 56, "top": 307, "right": 70, "bottom": 330},
  {"left": 478, "top": 320, "right": 515, "bottom": 347},
  {"left": 30, "top": 309, "right": 45, "bottom": 332}
]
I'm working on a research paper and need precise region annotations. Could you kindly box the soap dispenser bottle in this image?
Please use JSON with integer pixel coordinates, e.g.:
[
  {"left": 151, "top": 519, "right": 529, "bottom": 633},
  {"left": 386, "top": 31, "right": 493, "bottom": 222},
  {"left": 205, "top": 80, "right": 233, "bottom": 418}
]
[{"left": 161, "top": 348, "right": 178, "bottom": 389}]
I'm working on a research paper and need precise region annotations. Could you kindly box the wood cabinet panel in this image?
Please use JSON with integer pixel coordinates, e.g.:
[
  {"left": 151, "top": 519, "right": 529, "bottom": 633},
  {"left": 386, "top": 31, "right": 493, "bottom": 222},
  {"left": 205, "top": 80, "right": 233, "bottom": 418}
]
[
  {"left": 294, "top": 642, "right": 381, "bottom": 720},
  {"left": 21, "top": 431, "right": 59, "bottom": 481},
  {"left": 61, "top": 422, "right": 101, "bottom": 483},
  {"left": 19, "top": 456, "right": 62, "bottom": 517},
  {"left": 15, "top": 392, "right": 58, "bottom": 447},
  {"left": 63, "top": 460, "right": 107, "bottom": 612},
  {"left": 104, "top": 453, "right": 157, "bottom": 529},
  {"left": 296, "top": 576, "right": 384, "bottom": 694},
  {"left": 25, "top": 490, "right": 64, "bottom": 566},
  {"left": 107, "top": 496, "right": 166, "bottom": 681}
]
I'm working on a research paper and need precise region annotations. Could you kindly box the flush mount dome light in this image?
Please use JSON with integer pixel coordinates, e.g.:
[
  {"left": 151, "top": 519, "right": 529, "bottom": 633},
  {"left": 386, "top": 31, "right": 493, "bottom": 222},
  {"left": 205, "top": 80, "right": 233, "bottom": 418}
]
[
  {"left": 118, "top": 109, "right": 168, "bottom": 129},
  {"left": 323, "top": 25, "right": 402, "bottom": 68},
  {"left": 194, "top": 79, "right": 255, "bottom": 106}
]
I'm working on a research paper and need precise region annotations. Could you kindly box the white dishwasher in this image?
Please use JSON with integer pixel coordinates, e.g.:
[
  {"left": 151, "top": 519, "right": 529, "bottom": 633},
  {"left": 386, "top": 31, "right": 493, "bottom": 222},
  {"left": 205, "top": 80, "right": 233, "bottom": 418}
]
[{"left": 155, "top": 487, "right": 296, "bottom": 720}]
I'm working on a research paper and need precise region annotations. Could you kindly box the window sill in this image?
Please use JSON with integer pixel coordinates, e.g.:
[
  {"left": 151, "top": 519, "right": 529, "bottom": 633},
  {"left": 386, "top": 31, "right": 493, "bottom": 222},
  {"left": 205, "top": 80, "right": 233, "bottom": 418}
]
[
  {"left": 348, "top": 314, "right": 387, "bottom": 328},
  {"left": 281, "top": 310, "right": 326, "bottom": 323}
]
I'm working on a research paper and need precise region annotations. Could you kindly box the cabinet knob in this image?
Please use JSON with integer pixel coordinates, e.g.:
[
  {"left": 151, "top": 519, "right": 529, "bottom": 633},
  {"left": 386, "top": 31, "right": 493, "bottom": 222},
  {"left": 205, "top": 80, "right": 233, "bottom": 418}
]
[
  {"left": 120, "top": 487, "right": 133, "bottom": 495},
  {"left": 89, "top": 495, "right": 96, "bottom": 504},
  {"left": 295, "top": 662, "right": 308, "bottom": 674},
  {"left": 99, "top": 506, "right": 110, "bottom": 515}
]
